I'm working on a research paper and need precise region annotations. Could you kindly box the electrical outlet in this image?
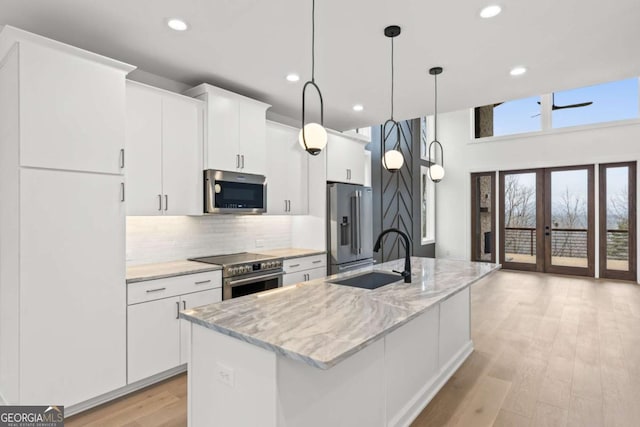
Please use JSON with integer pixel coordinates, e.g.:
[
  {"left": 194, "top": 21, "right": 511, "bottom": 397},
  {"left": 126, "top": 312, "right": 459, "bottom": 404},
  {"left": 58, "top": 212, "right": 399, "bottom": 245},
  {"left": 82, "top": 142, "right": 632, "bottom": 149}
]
[
  {"left": 216, "top": 363, "right": 235, "bottom": 388},
  {"left": 255, "top": 239, "right": 265, "bottom": 248}
]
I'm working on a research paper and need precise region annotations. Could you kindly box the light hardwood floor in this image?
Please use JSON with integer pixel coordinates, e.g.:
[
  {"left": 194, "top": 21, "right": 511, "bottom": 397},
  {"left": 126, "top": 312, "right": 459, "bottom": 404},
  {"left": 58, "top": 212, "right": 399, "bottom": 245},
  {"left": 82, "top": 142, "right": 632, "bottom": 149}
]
[{"left": 67, "top": 270, "right": 640, "bottom": 426}]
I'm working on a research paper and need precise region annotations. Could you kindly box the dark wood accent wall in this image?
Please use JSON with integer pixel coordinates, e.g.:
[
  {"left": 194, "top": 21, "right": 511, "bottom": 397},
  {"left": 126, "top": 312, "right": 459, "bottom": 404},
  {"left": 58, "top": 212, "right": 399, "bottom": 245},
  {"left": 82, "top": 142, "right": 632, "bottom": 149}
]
[{"left": 369, "top": 119, "right": 435, "bottom": 263}]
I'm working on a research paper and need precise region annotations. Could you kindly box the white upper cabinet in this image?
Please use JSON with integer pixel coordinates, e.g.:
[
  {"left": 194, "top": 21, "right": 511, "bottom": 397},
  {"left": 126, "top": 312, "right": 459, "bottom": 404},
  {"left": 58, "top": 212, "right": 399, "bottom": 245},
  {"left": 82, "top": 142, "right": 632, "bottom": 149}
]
[
  {"left": 326, "top": 133, "right": 367, "bottom": 185},
  {"left": 125, "top": 83, "right": 163, "bottom": 214},
  {"left": 265, "top": 121, "right": 308, "bottom": 215},
  {"left": 185, "top": 83, "right": 270, "bottom": 176},
  {"left": 11, "top": 30, "right": 134, "bottom": 174},
  {"left": 161, "top": 94, "right": 204, "bottom": 216},
  {"left": 126, "top": 81, "right": 204, "bottom": 216}
]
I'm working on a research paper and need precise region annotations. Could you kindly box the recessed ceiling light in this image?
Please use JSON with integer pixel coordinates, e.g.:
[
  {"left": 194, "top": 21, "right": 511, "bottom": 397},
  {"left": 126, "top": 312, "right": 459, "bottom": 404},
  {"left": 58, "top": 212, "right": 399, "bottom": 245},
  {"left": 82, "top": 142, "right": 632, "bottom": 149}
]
[
  {"left": 480, "top": 5, "right": 502, "bottom": 18},
  {"left": 167, "top": 18, "right": 189, "bottom": 31},
  {"left": 352, "top": 104, "right": 364, "bottom": 112},
  {"left": 510, "top": 66, "right": 527, "bottom": 76},
  {"left": 286, "top": 73, "right": 300, "bottom": 82}
]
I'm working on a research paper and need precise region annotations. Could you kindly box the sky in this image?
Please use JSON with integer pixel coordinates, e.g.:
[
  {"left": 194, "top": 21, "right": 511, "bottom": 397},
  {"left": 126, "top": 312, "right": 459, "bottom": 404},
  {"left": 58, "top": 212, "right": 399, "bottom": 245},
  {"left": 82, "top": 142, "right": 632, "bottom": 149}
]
[{"left": 492, "top": 77, "right": 639, "bottom": 136}]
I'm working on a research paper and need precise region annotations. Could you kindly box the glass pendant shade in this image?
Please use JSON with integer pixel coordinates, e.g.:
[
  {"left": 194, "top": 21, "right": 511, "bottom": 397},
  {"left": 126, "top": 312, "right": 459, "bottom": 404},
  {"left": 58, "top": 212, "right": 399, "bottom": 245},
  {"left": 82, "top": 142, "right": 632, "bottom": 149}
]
[
  {"left": 382, "top": 149, "right": 404, "bottom": 171},
  {"left": 429, "top": 164, "right": 445, "bottom": 182},
  {"left": 298, "top": 122, "right": 328, "bottom": 154}
]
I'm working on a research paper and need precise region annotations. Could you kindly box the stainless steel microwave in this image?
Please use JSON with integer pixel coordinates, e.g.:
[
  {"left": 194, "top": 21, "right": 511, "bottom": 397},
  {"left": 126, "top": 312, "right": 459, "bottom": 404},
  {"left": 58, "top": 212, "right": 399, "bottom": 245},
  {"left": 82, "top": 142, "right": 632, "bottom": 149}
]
[{"left": 204, "top": 170, "right": 266, "bottom": 214}]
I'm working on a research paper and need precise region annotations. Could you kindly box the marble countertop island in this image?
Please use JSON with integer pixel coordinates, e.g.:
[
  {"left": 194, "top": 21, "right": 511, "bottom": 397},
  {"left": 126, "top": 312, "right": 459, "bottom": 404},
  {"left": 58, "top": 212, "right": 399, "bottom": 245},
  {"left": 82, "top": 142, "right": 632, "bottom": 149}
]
[{"left": 181, "top": 257, "right": 500, "bottom": 369}]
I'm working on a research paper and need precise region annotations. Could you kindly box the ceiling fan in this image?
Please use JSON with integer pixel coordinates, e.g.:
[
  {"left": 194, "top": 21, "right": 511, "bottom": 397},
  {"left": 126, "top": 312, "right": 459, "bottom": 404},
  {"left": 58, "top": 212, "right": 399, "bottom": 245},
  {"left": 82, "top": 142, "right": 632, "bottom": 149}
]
[{"left": 530, "top": 93, "right": 593, "bottom": 117}]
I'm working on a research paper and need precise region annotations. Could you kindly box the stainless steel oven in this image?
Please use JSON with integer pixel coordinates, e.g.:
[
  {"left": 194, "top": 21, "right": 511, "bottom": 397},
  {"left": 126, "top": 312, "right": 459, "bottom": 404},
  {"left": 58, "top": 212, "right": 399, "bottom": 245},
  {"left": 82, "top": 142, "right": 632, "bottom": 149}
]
[
  {"left": 204, "top": 170, "right": 266, "bottom": 214},
  {"left": 223, "top": 270, "right": 282, "bottom": 300},
  {"left": 189, "top": 253, "right": 283, "bottom": 300}
]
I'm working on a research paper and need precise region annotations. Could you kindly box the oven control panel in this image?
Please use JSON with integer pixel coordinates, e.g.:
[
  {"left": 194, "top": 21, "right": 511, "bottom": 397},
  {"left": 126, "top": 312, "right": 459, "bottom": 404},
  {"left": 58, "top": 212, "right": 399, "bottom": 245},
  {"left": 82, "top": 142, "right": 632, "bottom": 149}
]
[{"left": 224, "top": 259, "right": 283, "bottom": 278}]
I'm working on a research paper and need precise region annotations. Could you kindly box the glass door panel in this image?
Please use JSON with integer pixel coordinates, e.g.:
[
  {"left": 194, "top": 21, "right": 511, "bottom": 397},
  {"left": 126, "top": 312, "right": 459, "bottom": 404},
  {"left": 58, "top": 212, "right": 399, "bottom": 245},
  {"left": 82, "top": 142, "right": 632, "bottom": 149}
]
[
  {"left": 599, "top": 162, "right": 636, "bottom": 280},
  {"left": 544, "top": 166, "right": 594, "bottom": 276},
  {"left": 499, "top": 170, "right": 542, "bottom": 271}
]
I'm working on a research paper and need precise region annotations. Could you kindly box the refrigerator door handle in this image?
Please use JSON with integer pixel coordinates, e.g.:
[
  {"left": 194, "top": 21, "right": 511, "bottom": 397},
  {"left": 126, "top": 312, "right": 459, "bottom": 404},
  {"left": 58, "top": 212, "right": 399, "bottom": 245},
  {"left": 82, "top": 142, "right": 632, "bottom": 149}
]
[
  {"left": 356, "top": 190, "right": 362, "bottom": 254},
  {"left": 350, "top": 194, "right": 358, "bottom": 254}
]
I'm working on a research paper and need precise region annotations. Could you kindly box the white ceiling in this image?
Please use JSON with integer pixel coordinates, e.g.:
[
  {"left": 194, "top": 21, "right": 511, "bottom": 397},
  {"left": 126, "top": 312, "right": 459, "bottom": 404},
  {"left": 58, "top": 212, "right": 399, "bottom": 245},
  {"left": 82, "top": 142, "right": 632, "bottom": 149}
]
[{"left": 1, "top": 0, "right": 639, "bottom": 130}]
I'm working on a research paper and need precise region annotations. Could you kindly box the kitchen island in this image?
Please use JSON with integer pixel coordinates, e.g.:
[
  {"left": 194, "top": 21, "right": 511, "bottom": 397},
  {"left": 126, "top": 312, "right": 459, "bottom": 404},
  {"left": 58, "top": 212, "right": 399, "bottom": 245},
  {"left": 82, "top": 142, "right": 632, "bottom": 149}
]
[{"left": 181, "top": 257, "right": 499, "bottom": 427}]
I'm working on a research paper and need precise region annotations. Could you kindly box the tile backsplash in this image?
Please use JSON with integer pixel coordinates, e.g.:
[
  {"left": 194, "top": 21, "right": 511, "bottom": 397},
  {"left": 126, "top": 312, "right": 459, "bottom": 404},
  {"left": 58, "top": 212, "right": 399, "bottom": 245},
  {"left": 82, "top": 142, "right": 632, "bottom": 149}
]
[{"left": 126, "top": 215, "right": 292, "bottom": 266}]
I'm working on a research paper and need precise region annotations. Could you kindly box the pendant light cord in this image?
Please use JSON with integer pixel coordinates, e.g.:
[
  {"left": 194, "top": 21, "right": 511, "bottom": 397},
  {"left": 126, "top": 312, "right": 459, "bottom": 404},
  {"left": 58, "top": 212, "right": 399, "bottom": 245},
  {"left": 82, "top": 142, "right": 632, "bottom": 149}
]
[
  {"left": 311, "top": 0, "right": 316, "bottom": 83},
  {"left": 433, "top": 72, "right": 438, "bottom": 141},
  {"left": 390, "top": 37, "right": 394, "bottom": 120}
]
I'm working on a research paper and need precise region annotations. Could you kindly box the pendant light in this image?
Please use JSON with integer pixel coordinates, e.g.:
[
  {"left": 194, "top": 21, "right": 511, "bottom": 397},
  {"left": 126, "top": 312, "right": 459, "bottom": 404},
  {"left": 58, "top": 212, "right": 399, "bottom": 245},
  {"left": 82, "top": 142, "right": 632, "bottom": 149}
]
[
  {"left": 428, "top": 67, "right": 445, "bottom": 182},
  {"left": 381, "top": 25, "right": 404, "bottom": 172},
  {"left": 298, "top": 0, "right": 327, "bottom": 155}
]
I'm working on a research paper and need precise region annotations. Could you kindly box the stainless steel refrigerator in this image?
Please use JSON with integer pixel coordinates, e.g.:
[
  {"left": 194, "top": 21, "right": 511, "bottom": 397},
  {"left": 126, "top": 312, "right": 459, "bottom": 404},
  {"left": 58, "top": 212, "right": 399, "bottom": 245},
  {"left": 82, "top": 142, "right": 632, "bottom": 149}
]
[{"left": 327, "top": 183, "right": 374, "bottom": 274}]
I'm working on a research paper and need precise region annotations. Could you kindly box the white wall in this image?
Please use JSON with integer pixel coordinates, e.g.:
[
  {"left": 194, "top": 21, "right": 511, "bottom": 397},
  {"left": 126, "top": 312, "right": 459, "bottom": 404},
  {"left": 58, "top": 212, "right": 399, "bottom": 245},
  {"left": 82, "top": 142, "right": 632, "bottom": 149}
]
[
  {"left": 126, "top": 215, "right": 292, "bottom": 265},
  {"left": 435, "top": 110, "right": 640, "bottom": 278}
]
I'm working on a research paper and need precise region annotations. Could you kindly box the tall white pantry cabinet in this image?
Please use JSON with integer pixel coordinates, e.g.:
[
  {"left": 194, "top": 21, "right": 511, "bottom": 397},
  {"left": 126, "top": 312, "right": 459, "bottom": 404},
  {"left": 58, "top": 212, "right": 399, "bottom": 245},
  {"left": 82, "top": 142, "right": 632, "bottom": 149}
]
[{"left": 0, "top": 26, "right": 135, "bottom": 409}]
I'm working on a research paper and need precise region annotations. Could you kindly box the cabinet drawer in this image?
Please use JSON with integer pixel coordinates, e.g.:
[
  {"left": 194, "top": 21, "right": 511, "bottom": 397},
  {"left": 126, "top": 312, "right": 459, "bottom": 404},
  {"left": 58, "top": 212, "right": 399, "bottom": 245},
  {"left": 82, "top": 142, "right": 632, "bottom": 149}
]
[
  {"left": 128, "top": 271, "right": 222, "bottom": 305},
  {"left": 283, "top": 254, "right": 326, "bottom": 274}
]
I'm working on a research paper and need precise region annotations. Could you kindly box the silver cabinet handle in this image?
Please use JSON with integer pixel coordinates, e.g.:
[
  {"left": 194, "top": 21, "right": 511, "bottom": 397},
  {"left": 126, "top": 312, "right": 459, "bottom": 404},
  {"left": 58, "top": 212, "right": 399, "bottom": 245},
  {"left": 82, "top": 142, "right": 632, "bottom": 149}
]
[
  {"left": 164, "top": 195, "right": 168, "bottom": 211},
  {"left": 119, "top": 149, "right": 125, "bottom": 169},
  {"left": 158, "top": 194, "right": 162, "bottom": 211},
  {"left": 289, "top": 264, "right": 300, "bottom": 268},
  {"left": 241, "top": 155, "right": 245, "bottom": 169},
  {"left": 284, "top": 200, "right": 288, "bottom": 212},
  {"left": 146, "top": 287, "right": 166, "bottom": 293},
  {"left": 120, "top": 182, "right": 125, "bottom": 202},
  {"left": 312, "top": 260, "right": 322, "bottom": 264},
  {"left": 195, "top": 280, "right": 211, "bottom": 285},
  {"left": 236, "top": 154, "right": 240, "bottom": 168},
  {"left": 176, "top": 301, "right": 180, "bottom": 319},
  {"left": 183, "top": 300, "right": 187, "bottom": 310}
]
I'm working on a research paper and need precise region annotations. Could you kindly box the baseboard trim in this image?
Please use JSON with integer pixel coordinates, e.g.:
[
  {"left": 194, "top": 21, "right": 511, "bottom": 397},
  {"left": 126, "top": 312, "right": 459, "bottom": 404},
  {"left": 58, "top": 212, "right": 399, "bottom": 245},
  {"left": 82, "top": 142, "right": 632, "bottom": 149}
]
[
  {"left": 390, "top": 340, "right": 474, "bottom": 427},
  {"left": 65, "top": 365, "right": 187, "bottom": 417}
]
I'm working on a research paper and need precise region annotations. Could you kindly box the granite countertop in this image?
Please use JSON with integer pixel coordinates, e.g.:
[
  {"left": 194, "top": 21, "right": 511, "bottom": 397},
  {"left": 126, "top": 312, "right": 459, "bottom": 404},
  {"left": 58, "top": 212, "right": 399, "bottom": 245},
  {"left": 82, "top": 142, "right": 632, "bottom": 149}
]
[
  {"left": 126, "top": 260, "right": 222, "bottom": 284},
  {"left": 181, "top": 257, "right": 500, "bottom": 369},
  {"left": 256, "top": 248, "right": 326, "bottom": 260}
]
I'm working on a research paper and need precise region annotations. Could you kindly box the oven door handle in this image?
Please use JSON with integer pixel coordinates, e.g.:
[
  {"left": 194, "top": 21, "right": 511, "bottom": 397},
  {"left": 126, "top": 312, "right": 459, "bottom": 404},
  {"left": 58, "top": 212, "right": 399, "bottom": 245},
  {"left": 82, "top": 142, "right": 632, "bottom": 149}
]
[{"left": 227, "top": 272, "right": 283, "bottom": 287}]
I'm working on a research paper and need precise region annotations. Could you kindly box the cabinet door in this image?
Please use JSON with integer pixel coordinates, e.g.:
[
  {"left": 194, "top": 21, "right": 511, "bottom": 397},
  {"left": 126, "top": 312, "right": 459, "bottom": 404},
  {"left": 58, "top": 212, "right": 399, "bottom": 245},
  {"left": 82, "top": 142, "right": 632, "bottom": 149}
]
[
  {"left": 125, "top": 83, "right": 163, "bottom": 215},
  {"left": 282, "top": 270, "right": 308, "bottom": 287},
  {"left": 238, "top": 100, "right": 267, "bottom": 175},
  {"left": 206, "top": 94, "right": 240, "bottom": 171},
  {"left": 161, "top": 95, "right": 204, "bottom": 216},
  {"left": 180, "top": 288, "right": 222, "bottom": 364},
  {"left": 20, "top": 169, "right": 126, "bottom": 406},
  {"left": 306, "top": 266, "right": 327, "bottom": 281},
  {"left": 266, "top": 123, "right": 307, "bottom": 215},
  {"left": 20, "top": 42, "right": 126, "bottom": 174},
  {"left": 326, "top": 134, "right": 365, "bottom": 185},
  {"left": 128, "top": 297, "right": 181, "bottom": 384}
]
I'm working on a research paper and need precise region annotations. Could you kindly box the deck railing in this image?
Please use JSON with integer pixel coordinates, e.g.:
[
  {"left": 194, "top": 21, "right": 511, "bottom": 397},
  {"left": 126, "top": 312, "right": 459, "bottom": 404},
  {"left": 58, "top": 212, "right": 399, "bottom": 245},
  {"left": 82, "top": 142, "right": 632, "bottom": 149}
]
[{"left": 504, "top": 227, "right": 628, "bottom": 259}]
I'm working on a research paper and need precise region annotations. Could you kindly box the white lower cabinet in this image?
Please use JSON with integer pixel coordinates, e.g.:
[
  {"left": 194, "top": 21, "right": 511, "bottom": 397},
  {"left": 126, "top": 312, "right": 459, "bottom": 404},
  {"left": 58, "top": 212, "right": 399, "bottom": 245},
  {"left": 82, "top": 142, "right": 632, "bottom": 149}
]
[
  {"left": 180, "top": 289, "right": 222, "bottom": 365},
  {"left": 127, "top": 271, "right": 221, "bottom": 384},
  {"left": 128, "top": 296, "right": 182, "bottom": 384},
  {"left": 282, "top": 255, "right": 327, "bottom": 287}
]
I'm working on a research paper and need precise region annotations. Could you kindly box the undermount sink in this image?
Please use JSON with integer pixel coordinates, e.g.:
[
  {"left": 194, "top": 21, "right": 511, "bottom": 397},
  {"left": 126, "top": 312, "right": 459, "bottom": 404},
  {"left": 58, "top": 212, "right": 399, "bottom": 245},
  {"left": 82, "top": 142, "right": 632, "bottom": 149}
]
[{"left": 330, "top": 272, "right": 403, "bottom": 290}]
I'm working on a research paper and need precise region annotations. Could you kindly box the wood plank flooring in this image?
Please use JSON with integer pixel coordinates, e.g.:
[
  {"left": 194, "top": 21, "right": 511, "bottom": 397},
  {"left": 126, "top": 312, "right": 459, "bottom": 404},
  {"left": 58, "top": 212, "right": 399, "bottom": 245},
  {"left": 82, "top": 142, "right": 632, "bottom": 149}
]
[{"left": 66, "top": 270, "right": 640, "bottom": 427}]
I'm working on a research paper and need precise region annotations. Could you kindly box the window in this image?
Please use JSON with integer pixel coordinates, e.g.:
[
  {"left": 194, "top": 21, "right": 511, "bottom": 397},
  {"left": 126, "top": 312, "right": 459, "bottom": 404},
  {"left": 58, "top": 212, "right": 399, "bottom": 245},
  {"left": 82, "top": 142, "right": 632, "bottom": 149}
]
[
  {"left": 474, "top": 96, "right": 541, "bottom": 138},
  {"left": 552, "top": 78, "right": 639, "bottom": 128},
  {"left": 421, "top": 165, "right": 435, "bottom": 244}
]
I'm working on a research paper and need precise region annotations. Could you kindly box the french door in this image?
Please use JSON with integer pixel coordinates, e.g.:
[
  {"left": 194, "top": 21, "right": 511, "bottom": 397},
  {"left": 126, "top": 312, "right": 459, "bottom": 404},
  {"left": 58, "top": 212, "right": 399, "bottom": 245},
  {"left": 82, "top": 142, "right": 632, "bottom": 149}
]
[
  {"left": 599, "top": 162, "right": 637, "bottom": 280},
  {"left": 499, "top": 165, "right": 595, "bottom": 276}
]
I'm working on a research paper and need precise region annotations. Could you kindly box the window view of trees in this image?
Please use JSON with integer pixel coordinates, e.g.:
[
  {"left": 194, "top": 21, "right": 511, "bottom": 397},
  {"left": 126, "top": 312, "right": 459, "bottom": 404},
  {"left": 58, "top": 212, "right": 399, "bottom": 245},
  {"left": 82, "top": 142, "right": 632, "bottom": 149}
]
[
  {"left": 503, "top": 173, "right": 537, "bottom": 263},
  {"left": 550, "top": 171, "right": 588, "bottom": 267},
  {"left": 605, "top": 167, "right": 630, "bottom": 270}
]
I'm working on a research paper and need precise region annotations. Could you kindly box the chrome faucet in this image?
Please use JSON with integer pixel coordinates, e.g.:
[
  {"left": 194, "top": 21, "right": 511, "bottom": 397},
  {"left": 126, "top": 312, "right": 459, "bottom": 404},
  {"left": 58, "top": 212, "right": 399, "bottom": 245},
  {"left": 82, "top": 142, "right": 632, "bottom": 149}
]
[{"left": 373, "top": 228, "right": 412, "bottom": 283}]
